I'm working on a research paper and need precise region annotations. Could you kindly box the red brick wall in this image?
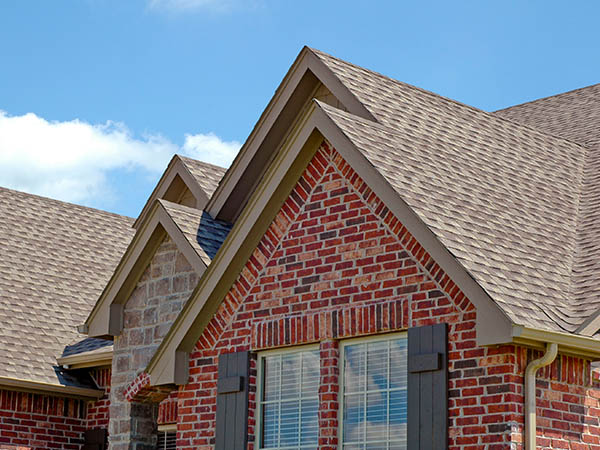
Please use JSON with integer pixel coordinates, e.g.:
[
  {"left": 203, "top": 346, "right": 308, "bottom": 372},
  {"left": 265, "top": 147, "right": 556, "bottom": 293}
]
[
  {"left": 0, "top": 389, "right": 86, "bottom": 450},
  {"left": 86, "top": 367, "right": 111, "bottom": 430},
  {"left": 177, "top": 141, "right": 600, "bottom": 449},
  {"left": 509, "top": 350, "right": 598, "bottom": 450}
]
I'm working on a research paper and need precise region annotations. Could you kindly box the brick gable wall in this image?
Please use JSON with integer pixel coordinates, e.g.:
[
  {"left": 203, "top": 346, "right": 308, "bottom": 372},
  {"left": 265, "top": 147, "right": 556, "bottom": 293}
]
[{"left": 178, "top": 141, "right": 530, "bottom": 449}]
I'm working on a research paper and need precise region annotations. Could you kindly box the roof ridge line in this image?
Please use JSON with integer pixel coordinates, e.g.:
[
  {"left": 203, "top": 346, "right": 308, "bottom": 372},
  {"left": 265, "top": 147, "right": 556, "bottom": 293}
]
[
  {"left": 0, "top": 185, "right": 134, "bottom": 221},
  {"left": 176, "top": 154, "right": 227, "bottom": 171},
  {"left": 309, "top": 47, "right": 589, "bottom": 152},
  {"left": 494, "top": 82, "right": 600, "bottom": 114}
]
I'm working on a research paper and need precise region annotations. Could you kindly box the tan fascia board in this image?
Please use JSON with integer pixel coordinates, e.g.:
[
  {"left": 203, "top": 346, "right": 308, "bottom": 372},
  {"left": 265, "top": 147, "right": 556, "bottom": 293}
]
[
  {"left": 206, "top": 46, "right": 375, "bottom": 221},
  {"left": 57, "top": 348, "right": 113, "bottom": 370},
  {"left": 512, "top": 325, "right": 600, "bottom": 359},
  {"left": 0, "top": 377, "right": 104, "bottom": 400},
  {"left": 133, "top": 156, "right": 210, "bottom": 229},
  {"left": 86, "top": 200, "right": 207, "bottom": 338},
  {"left": 146, "top": 103, "right": 514, "bottom": 386}
]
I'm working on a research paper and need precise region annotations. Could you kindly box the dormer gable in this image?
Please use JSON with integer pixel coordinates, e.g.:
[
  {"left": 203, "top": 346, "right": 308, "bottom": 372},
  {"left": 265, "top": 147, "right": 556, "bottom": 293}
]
[
  {"left": 133, "top": 155, "right": 226, "bottom": 228},
  {"left": 205, "top": 46, "right": 375, "bottom": 223}
]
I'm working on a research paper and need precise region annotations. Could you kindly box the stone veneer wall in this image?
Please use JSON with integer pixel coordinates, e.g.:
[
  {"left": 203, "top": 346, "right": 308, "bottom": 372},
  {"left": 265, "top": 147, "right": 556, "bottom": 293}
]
[{"left": 109, "top": 236, "right": 197, "bottom": 450}]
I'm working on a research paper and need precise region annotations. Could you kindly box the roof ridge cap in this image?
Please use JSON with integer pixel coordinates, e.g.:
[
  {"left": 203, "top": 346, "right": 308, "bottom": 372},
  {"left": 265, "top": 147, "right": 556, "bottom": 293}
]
[
  {"left": 176, "top": 154, "right": 227, "bottom": 171},
  {"left": 310, "top": 48, "right": 589, "bottom": 152},
  {"left": 0, "top": 185, "right": 134, "bottom": 222},
  {"left": 494, "top": 82, "right": 600, "bottom": 114},
  {"left": 317, "top": 97, "right": 588, "bottom": 154},
  {"left": 489, "top": 114, "right": 593, "bottom": 150}
]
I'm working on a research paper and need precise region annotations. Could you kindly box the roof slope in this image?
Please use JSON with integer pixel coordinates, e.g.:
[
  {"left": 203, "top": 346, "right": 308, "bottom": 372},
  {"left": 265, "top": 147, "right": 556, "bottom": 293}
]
[
  {"left": 494, "top": 84, "right": 600, "bottom": 331},
  {"left": 179, "top": 156, "right": 228, "bottom": 198},
  {"left": 310, "top": 48, "right": 598, "bottom": 333},
  {"left": 0, "top": 187, "right": 134, "bottom": 385},
  {"left": 494, "top": 83, "right": 600, "bottom": 147},
  {"left": 160, "top": 199, "right": 232, "bottom": 266}
]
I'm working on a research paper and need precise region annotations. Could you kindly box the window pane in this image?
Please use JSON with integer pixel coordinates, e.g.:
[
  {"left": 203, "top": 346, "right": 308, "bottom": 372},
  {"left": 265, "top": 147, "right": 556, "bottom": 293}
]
[
  {"left": 260, "top": 349, "right": 320, "bottom": 449},
  {"left": 281, "top": 354, "right": 300, "bottom": 400},
  {"left": 300, "top": 399, "right": 319, "bottom": 445},
  {"left": 263, "top": 403, "right": 279, "bottom": 448},
  {"left": 263, "top": 356, "right": 281, "bottom": 402},
  {"left": 389, "top": 339, "right": 408, "bottom": 389},
  {"left": 344, "top": 344, "right": 366, "bottom": 394},
  {"left": 367, "top": 341, "right": 388, "bottom": 391},
  {"left": 365, "top": 392, "right": 386, "bottom": 442},
  {"left": 301, "top": 351, "right": 320, "bottom": 396},
  {"left": 342, "top": 336, "right": 407, "bottom": 449},
  {"left": 280, "top": 400, "right": 300, "bottom": 446},
  {"left": 343, "top": 393, "right": 365, "bottom": 443},
  {"left": 389, "top": 389, "right": 408, "bottom": 426}
]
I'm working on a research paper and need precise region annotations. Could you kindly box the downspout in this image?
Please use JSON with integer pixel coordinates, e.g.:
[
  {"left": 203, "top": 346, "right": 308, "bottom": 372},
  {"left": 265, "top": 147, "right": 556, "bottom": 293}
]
[{"left": 524, "top": 342, "right": 558, "bottom": 450}]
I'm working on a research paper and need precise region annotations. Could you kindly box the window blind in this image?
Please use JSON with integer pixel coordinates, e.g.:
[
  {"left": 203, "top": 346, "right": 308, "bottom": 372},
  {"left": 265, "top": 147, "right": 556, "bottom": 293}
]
[
  {"left": 157, "top": 430, "right": 177, "bottom": 450},
  {"left": 342, "top": 337, "right": 408, "bottom": 450},
  {"left": 260, "top": 349, "right": 320, "bottom": 449}
]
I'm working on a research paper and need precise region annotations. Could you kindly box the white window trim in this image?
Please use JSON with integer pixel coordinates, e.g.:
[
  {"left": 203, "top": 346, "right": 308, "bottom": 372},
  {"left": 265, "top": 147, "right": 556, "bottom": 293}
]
[
  {"left": 338, "top": 331, "right": 408, "bottom": 450},
  {"left": 157, "top": 423, "right": 177, "bottom": 432},
  {"left": 256, "top": 344, "right": 320, "bottom": 450}
]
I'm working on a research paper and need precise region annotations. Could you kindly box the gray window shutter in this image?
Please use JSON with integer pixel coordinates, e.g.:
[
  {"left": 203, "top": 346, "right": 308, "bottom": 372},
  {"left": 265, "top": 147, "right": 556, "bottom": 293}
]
[
  {"left": 407, "top": 323, "right": 448, "bottom": 450},
  {"left": 215, "top": 351, "right": 250, "bottom": 450},
  {"left": 83, "top": 428, "right": 107, "bottom": 450}
]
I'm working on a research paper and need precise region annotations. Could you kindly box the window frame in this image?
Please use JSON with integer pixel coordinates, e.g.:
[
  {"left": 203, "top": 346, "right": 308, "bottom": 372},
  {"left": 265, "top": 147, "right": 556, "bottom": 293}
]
[
  {"left": 338, "top": 331, "right": 408, "bottom": 449},
  {"left": 256, "top": 344, "right": 321, "bottom": 450},
  {"left": 157, "top": 423, "right": 177, "bottom": 450}
]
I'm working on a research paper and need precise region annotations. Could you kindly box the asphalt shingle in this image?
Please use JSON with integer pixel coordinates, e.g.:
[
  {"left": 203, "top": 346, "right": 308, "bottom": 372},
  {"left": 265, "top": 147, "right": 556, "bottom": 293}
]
[
  {"left": 311, "top": 48, "right": 600, "bottom": 334},
  {"left": 0, "top": 187, "right": 134, "bottom": 385},
  {"left": 178, "top": 156, "right": 228, "bottom": 199},
  {"left": 160, "top": 199, "right": 232, "bottom": 266}
]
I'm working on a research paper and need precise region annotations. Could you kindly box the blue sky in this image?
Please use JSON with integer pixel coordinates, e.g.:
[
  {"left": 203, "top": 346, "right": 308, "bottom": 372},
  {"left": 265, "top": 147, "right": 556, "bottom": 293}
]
[{"left": 1, "top": 0, "right": 599, "bottom": 217}]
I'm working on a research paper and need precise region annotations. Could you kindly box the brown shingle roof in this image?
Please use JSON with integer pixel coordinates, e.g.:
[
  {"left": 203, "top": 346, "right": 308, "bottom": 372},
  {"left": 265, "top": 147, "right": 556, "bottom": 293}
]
[
  {"left": 311, "top": 48, "right": 599, "bottom": 334},
  {"left": 160, "top": 199, "right": 232, "bottom": 266},
  {"left": 0, "top": 187, "right": 134, "bottom": 385},
  {"left": 178, "top": 156, "right": 228, "bottom": 199},
  {"left": 494, "top": 83, "right": 600, "bottom": 148},
  {"left": 494, "top": 84, "right": 600, "bottom": 331}
]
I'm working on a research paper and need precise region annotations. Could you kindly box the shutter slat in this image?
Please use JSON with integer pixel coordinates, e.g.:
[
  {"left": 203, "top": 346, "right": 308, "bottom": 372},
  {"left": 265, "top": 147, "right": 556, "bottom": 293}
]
[
  {"left": 215, "top": 355, "right": 228, "bottom": 450},
  {"left": 432, "top": 323, "right": 448, "bottom": 449},
  {"left": 419, "top": 326, "right": 434, "bottom": 450},
  {"left": 215, "top": 350, "right": 250, "bottom": 450},
  {"left": 407, "top": 327, "right": 420, "bottom": 450},
  {"left": 408, "top": 323, "right": 448, "bottom": 450}
]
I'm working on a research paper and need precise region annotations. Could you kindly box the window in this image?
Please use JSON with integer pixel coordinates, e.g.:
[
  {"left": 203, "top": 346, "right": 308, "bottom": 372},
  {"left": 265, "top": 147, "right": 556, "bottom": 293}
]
[
  {"left": 340, "top": 334, "right": 408, "bottom": 450},
  {"left": 258, "top": 347, "right": 320, "bottom": 449},
  {"left": 157, "top": 425, "right": 176, "bottom": 450}
]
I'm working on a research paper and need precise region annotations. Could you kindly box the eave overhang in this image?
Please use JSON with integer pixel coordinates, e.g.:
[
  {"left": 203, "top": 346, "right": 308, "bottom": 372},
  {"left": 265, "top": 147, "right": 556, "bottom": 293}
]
[
  {"left": 57, "top": 347, "right": 113, "bottom": 370},
  {"left": 0, "top": 376, "right": 104, "bottom": 400}
]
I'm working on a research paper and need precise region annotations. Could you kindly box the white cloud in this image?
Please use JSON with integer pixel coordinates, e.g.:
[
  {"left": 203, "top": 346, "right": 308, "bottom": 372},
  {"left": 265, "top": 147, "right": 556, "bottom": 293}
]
[
  {"left": 0, "top": 110, "right": 240, "bottom": 205},
  {"left": 182, "top": 132, "right": 240, "bottom": 167}
]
